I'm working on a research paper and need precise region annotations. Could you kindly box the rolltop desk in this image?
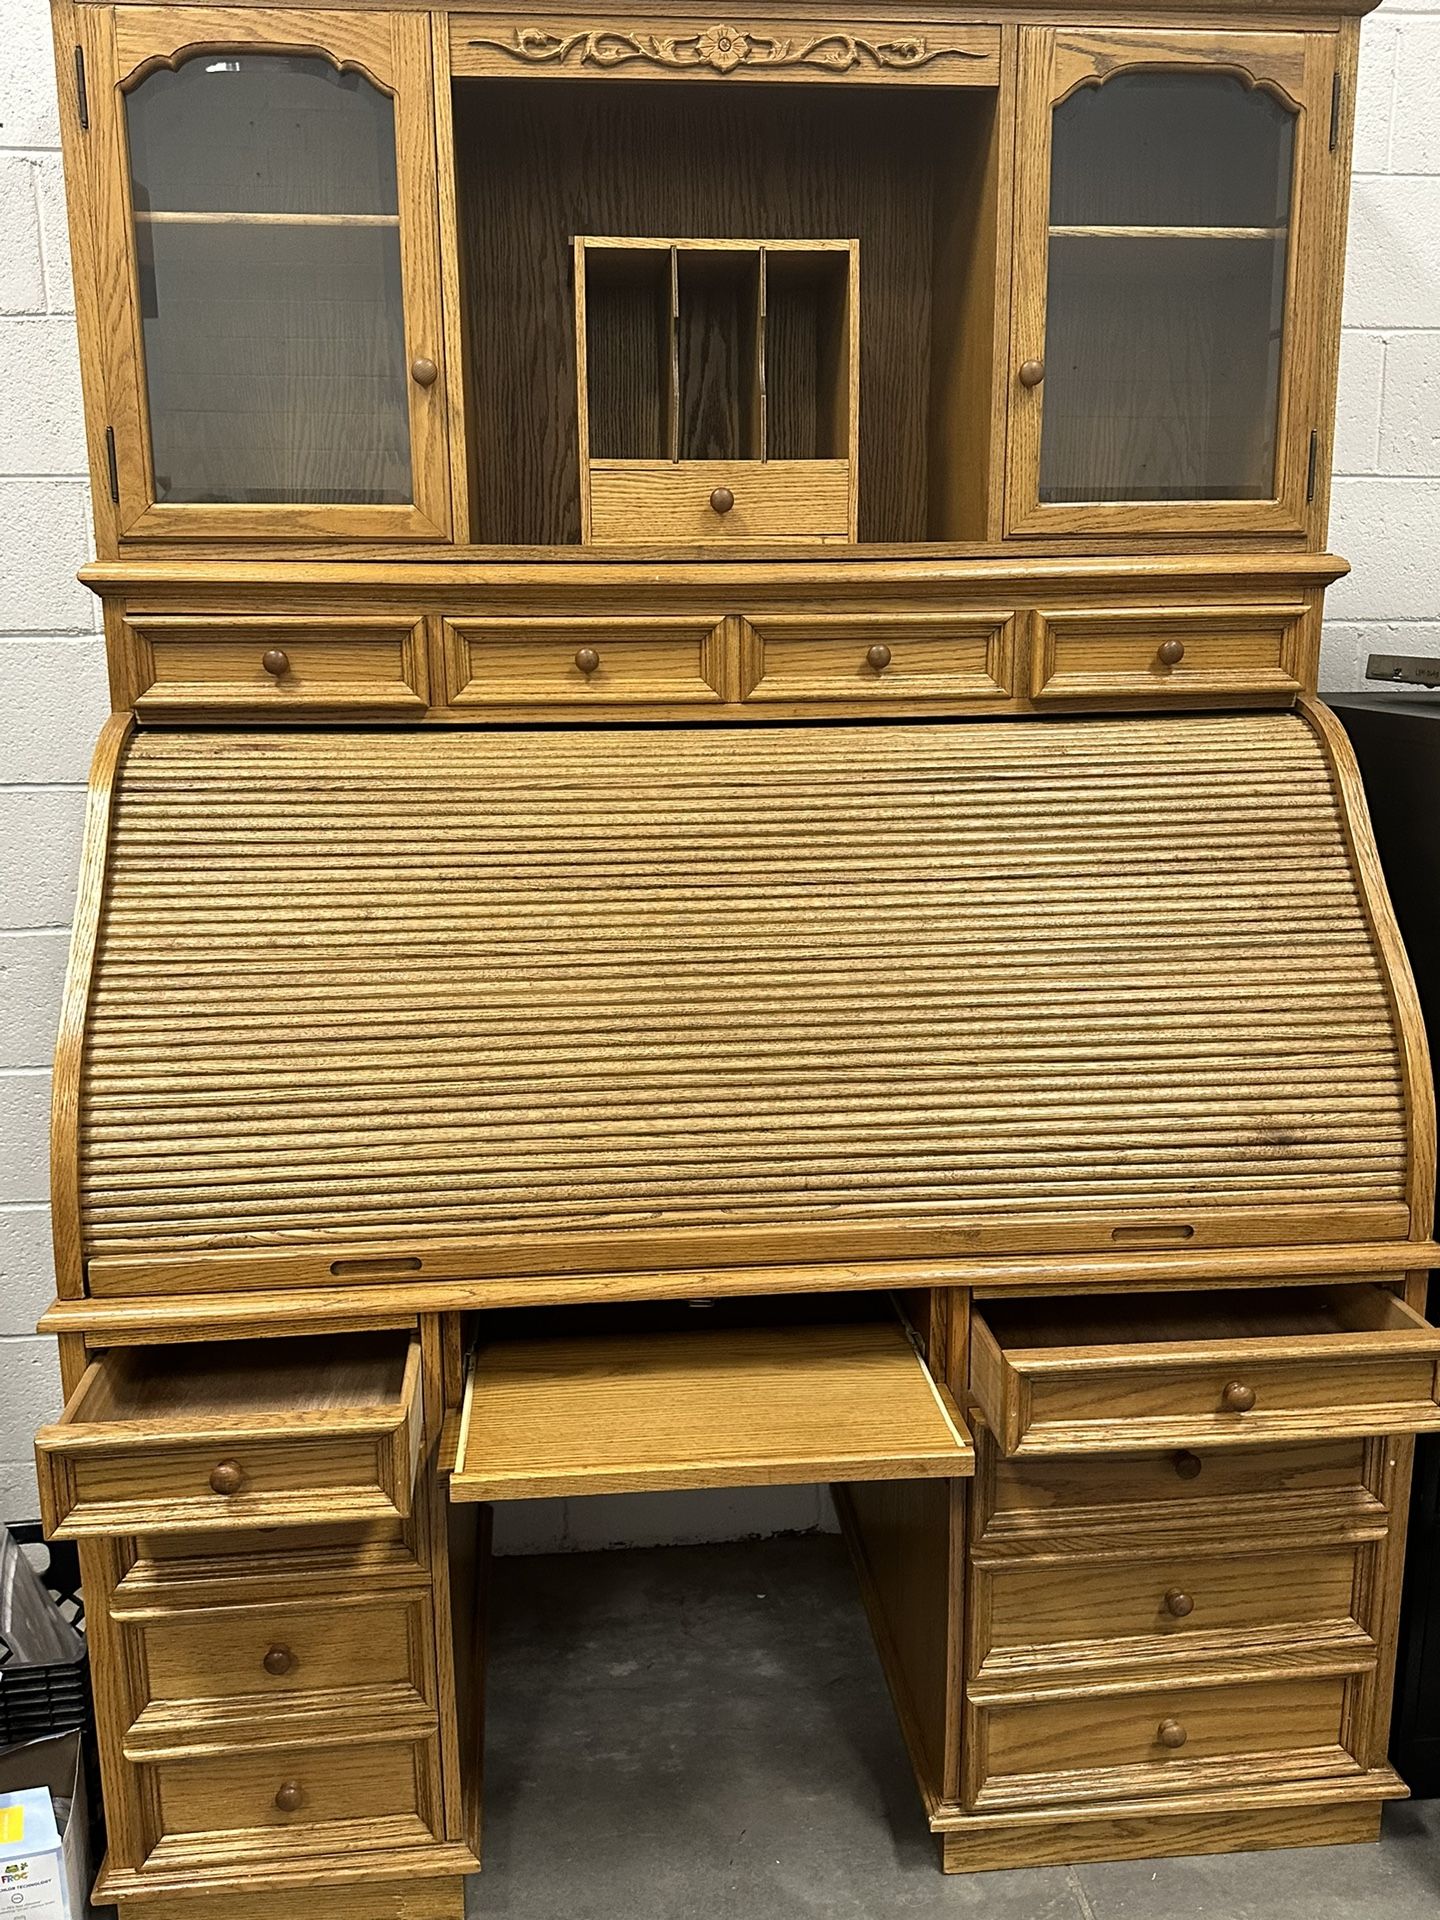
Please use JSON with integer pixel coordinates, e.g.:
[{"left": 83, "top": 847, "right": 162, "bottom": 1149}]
[{"left": 32, "top": 0, "right": 1440, "bottom": 1912}]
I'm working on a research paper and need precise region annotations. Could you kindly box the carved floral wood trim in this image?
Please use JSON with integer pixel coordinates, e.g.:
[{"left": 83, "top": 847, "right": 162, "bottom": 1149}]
[{"left": 466, "top": 23, "right": 986, "bottom": 76}]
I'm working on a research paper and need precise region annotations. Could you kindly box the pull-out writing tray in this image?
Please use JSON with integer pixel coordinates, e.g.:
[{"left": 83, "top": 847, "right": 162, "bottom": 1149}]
[{"left": 448, "top": 1316, "right": 973, "bottom": 1501}]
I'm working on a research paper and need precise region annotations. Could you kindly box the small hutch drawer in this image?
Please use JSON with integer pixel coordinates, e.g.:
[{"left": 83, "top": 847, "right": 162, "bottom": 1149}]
[
  {"left": 970, "top": 1674, "right": 1351, "bottom": 1809},
  {"left": 740, "top": 613, "right": 1017, "bottom": 705},
  {"left": 441, "top": 616, "right": 726, "bottom": 707},
  {"left": 124, "top": 617, "right": 430, "bottom": 718},
  {"left": 1030, "top": 606, "right": 1308, "bottom": 705},
  {"left": 587, "top": 461, "right": 852, "bottom": 543},
  {"left": 969, "top": 1288, "right": 1440, "bottom": 1457},
  {"left": 35, "top": 1333, "right": 424, "bottom": 1538}
]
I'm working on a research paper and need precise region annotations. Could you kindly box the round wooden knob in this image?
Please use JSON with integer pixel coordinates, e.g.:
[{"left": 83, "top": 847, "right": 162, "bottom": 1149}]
[
  {"left": 1157, "top": 1719, "right": 1188, "bottom": 1750},
  {"left": 866, "top": 644, "right": 892, "bottom": 672},
  {"left": 1221, "top": 1381, "right": 1257, "bottom": 1413},
  {"left": 410, "top": 356, "right": 438, "bottom": 387},
  {"left": 1018, "top": 359, "right": 1045, "bottom": 388},
  {"left": 273, "top": 1780, "right": 304, "bottom": 1814},
  {"left": 1174, "top": 1451, "right": 1203, "bottom": 1481},
  {"left": 1157, "top": 638, "right": 1186, "bottom": 667},
  {"left": 263, "top": 1645, "right": 295, "bottom": 1677},
  {"left": 574, "top": 647, "right": 600, "bottom": 676},
  {"left": 209, "top": 1460, "right": 244, "bottom": 1497},
  {"left": 261, "top": 649, "right": 290, "bottom": 678},
  {"left": 709, "top": 487, "right": 735, "bottom": 515},
  {"left": 1163, "top": 1589, "right": 1195, "bottom": 1619}
]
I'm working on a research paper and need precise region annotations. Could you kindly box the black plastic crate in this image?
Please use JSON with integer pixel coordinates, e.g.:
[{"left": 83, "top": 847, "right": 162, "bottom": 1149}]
[{"left": 0, "top": 1521, "right": 91, "bottom": 1746}]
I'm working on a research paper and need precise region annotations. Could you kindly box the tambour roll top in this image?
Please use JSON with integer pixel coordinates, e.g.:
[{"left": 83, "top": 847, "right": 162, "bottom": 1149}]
[{"left": 64, "top": 709, "right": 1417, "bottom": 1295}]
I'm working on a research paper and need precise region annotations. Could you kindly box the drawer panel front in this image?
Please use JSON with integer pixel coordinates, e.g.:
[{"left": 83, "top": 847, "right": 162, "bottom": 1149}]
[
  {"left": 35, "top": 1333, "right": 424, "bottom": 1538},
  {"left": 1025, "top": 1353, "right": 1440, "bottom": 1452},
  {"left": 138, "top": 1596, "right": 425, "bottom": 1708},
  {"left": 990, "top": 1442, "right": 1371, "bottom": 1523},
  {"left": 982, "top": 1545, "right": 1360, "bottom": 1659},
  {"left": 126, "top": 618, "right": 429, "bottom": 717},
  {"left": 975, "top": 1675, "right": 1349, "bottom": 1807},
  {"left": 68, "top": 1436, "right": 400, "bottom": 1533},
  {"left": 443, "top": 617, "right": 726, "bottom": 707},
  {"left": 1031, "top": 605, "right": 1307, "bottom": 705},
  {"left": 587, "top": 461, "right": 852, "bottom": 542},
  {"left": 741, "top": 613, "right": 1017, "bottom": 705},
  {"left": 150, "top": 1738, "right": 432, "bottom": 1840}
]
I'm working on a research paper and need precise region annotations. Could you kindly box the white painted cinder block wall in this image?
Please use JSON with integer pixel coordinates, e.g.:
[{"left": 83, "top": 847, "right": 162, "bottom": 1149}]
[{"left": 0, "top": 4, "right": 1436, "bottom": 1551}]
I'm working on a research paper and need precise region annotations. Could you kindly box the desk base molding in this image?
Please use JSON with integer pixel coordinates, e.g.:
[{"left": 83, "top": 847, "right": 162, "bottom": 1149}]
[
  {"left": 933, "top": 1777, "right": 1402, "bottom": 1874},
  {"left": 95, "top": 1859, "right": 476, "bottom": 1912}
]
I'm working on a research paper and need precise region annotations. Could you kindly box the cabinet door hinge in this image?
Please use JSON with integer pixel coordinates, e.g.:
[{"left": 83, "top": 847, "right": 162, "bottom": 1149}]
[
  {"left": 1330, "top": 71, "right": 1342, "bottom": 151},
  {"left": 74, "top": 45, "right": 89, "bottom": 131},
  {"left": 104, "top": 426, "right": 119, "bottom": 503},
  {"left": 1306, "top": 428, "right": 1320, "bottom": 504}
]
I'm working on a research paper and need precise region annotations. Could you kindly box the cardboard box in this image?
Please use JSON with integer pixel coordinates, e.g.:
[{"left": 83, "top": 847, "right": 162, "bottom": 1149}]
[{"left": 0, "top": 1733, "right": 90, "bottom": 1919}]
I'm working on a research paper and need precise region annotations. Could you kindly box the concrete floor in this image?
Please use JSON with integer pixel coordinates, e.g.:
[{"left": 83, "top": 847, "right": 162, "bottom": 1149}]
[{"left": 468, "top": 1534, "right": 1440, "bottom": 1920}]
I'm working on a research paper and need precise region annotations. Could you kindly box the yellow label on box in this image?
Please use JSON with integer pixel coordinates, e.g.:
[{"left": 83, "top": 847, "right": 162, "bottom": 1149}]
[{"left": 0, "top": 1806, "right": 24, "bottom": 1845}]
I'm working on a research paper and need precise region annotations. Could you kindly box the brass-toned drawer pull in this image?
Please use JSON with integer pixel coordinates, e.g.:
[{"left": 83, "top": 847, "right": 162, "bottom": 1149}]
[
  {"left": 1018, "top": 358, "right": 1045, "bottom": 388},
  {"left": 574, "top": 647, "right": 600, "bottom": 676},
  {"left": 709, "top": 486, "right": 735, "bottom": 516},
  {"left": 1163, "top": 1589, "right": 1194, "bottom": 1619},
  {"left": 273, "top": 1779, "right": 305, "bottom": 1814},
  {"left": 208, "top": 1459, "right": 245, "bottom": 1497},
  {"left": 1221, "top": 1381, "right": 1257, "bottom": 1413},
  {"left": 1157, "top": 1718, "right": 1187, "bottom": 1750},
  {"left": 866, "top": 644, "right": 893, "bottom": 672},
  {"left": 263, "top": 1644, "right": 296, "bottom": 1677},
  {"left": 1173, "top": 1451, "right": 1203, "bottom": 1481},
  {"left": 261, "top": 649, "right": 291, "bottom": 678},
  {"left": 410, "top": 356, "right": 439, "bottom": 388},
  {"left": 1157, "top": 638, "right": 1186, "bottom": 667}
]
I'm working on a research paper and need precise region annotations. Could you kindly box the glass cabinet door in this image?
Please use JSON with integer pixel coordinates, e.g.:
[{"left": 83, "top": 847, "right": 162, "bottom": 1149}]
[
  {"left": 93, "top": 9, "right": 451, "bottom": 539},
  {"left": 1007, "top": 29, "right": 1332, "bottom": 536}
]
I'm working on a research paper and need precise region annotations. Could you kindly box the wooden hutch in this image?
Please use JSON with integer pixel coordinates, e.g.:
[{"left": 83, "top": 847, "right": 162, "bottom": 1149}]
[{"left": 34, "top": 0, "right": 1440, "bottom": 1912}]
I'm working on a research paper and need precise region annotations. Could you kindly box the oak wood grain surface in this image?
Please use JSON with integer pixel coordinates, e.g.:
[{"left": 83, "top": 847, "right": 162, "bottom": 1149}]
[
  {"left": 450, "top": 1318, "right": 973, "bottom": 1498},
  {"left": 69, "top": 714, "right": 1411, "bottom": 1285}
]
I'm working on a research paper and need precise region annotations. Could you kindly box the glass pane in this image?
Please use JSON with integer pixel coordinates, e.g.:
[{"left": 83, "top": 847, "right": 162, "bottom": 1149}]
[
  {"left": 126, "top": 54, "right": 411, "bottom": 506},
  {"left": 1039, "top": 72, "right": 1294, "bottom": 506}
]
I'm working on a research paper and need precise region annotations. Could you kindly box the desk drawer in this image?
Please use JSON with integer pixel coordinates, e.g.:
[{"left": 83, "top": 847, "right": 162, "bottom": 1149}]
[
  {"left": 442, "top": 617, "right": 725, "bottom": 708},
  {"left": 133, "top": 1593, "right": 430, "bottom": 1714},
  {"left": 972, "top": 1674, "right": 1350, "bottom": 1808},
  {"left": 1030, "top": 605, "right": 1306, "bottom": 706},
  {"left": 988, "top": 1442, "right": 1372, "bottom": 1525},
  {"left": 35, "top": 1333, "right": 423, "bottom": 1538},
  {"left": 740, "top": 613, "right": 1016, "bottom": 706},
  {"left": 147, "top": 1736, "right": 438, "bottom": 1847},
  {"left": 125, "top": 617, "right": 429, "bottom": 718},
  {"left": 587, "top": 461, "right": 852, "bottom": 543},
  {"left": 970, "top": 1287, "right": 1440, "bottom": 1457},
  {"left": 980, "top": 1543, "right": 1362, "bottom": 1667}
]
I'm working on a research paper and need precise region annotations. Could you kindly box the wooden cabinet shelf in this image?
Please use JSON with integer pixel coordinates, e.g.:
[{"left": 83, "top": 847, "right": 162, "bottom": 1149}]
[
  {"left": 1048, "top": 225, "right": 1287, "bottom": 240},
  {"left": 135, "top": 210, "right": 401, "bottom": 227}
]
